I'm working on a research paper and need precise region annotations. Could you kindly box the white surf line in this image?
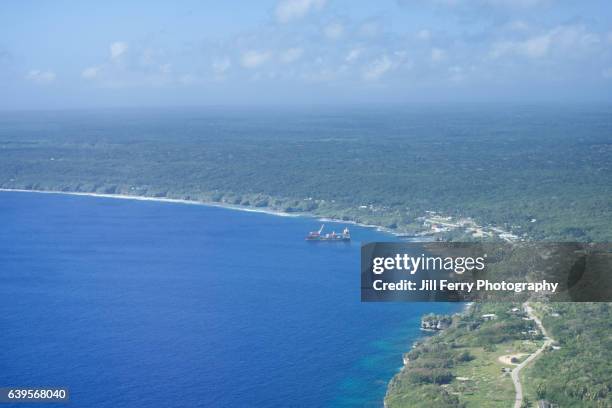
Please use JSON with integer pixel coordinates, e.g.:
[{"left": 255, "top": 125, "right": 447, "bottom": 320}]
[
  {"left": 0, "top": 188, "right": 299, "bottom": 217},
  {"left": 511, "top": 302, "right": 554, "bottom": 408},
  {"left": 0, "top": 188, "right": 425, "bottom": 238}
]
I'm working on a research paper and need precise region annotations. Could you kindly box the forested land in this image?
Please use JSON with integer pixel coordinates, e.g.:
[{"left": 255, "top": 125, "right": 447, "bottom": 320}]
[
  {"left": 1, "top": 105, "right": 611, "bottom": 407},
  {"left": 0, "top": 104, "right": 610, "bottom": 241}
]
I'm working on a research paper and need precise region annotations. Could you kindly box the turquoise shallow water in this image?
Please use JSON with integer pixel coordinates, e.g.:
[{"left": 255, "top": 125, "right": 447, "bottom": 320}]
[{"left": 0, "top": 191, "right": 459, "bottom": 407}]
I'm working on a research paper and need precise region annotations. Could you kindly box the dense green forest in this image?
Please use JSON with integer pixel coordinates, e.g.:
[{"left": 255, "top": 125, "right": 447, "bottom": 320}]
[
  {"left": 0, "top": 104, "right": 610, "bottom": 241},
  {"left": 1, "top": 105, "right": 611, "bottom": 407},
  {"left": 523, "top": 303, "right": 612, "bottom": 407}
]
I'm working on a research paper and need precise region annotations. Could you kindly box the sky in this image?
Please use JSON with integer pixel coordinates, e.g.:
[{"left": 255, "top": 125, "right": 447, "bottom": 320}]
[{"left": 1, "top": 0, "right": 612, "bottom": 109}]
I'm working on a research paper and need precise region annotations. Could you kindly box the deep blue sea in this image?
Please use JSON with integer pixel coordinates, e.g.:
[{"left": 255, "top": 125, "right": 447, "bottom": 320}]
[{"left": 0, "top": 191, "right": 459, "bottom": 407}]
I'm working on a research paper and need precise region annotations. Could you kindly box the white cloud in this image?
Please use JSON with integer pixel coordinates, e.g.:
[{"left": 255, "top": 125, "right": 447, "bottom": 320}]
[
  {"left": 324, "top": 23, "right": 344, "bottom": 40},
  {"left": 19, "top": 3, "right": 608, "bottom": 95},
  {"left": 546, "top": 25, "right": 600, "bottom": 50},
  {"left": 431, "top": 48, "right": 446, "bottom": 62},
  {"left": 345, "top": 48, "right": 362, "bottom": 63},
  {"left": 81, "top": 66, "right": 101, "bottom": 79},
  {"left": 417, "top": 29, "right": 431, "bottom": 41},
  {"left": 490, "top": 25, "right": 599, "bottom": 59},
  {"left": 280, "top": 48, "right": 303, "bottom": 63},
  {"left": 110, "top": 41, "right": 128, "bottom": 60},
  {"left": 275, "top": 0, "right": 326, "bottom": 24},
  {"left": 362, "top": 55, "right": 393, "bottom": 80},
  {"left": 76, "top": 40, "right": 185, "bottom": 88},
  {"left": 212, "top": 58, "right": 231, "bottom": 76},
  {"left": 241, "top": 50, "right": 271, "bottom": 68},
  {"left": 26, "top": 69, "right": 56, "bottom": 83},
  {"left": 521, "top": 35, "right": 550, "bottom": 58}
]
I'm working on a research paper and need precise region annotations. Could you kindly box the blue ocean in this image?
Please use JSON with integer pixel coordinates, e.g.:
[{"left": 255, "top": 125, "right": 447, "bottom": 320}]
[{"left": 0, "top": 191, "right": 459, "bottom": 407}]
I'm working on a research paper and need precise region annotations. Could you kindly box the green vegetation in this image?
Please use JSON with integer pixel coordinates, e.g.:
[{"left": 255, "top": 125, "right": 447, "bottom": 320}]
[
  {"left": 387, "top": 302, "right": 611, "bottom": 407},
  {"left": 1, "top": 106, "right": 610, "bottom": 406},
  {"left": 522, "top": 303, "right": 612, "bottom": 407},
  {"left": 386, "top": 303, "right": 534, "bottom": 408},
  {"left": 0, "top": 105, "right": 610, "bottom": 241}
]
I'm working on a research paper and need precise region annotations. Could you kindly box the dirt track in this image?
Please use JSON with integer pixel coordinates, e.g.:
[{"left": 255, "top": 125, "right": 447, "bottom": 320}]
[{"left": 511, "top": 303, "right": 554, "bottom": 408}]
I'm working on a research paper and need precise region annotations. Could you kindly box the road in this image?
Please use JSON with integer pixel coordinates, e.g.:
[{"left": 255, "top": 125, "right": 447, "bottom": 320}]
[{"left": 511, "top": 303, "right": 554, "bottom": 408}]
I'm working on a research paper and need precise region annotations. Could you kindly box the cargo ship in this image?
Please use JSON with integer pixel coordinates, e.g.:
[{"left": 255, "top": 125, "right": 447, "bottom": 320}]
[{"left": 305, "top": 224, "right": 351, "bottom": 242}]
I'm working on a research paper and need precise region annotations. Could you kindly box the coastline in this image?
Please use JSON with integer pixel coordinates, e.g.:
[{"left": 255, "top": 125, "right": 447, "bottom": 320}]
[
  {"left": 0, "top": 188, "right": 404, "bottom": 237},
  {"left": 1, "top": 186, "right": 461, "bottom": 406},
  {"left": 0, "top": 187, "right": 300, "bottom": 217},
  {"left": 0, "top": 187, "right": 444, "bottom": 408},
  {"left": 390, "top": 301, "right": 473, "bottom": 399}
]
